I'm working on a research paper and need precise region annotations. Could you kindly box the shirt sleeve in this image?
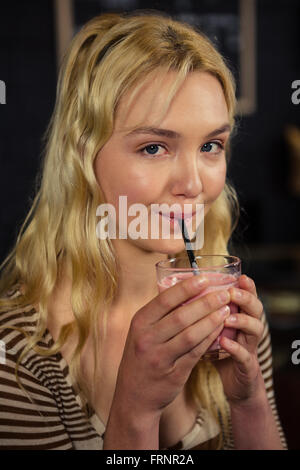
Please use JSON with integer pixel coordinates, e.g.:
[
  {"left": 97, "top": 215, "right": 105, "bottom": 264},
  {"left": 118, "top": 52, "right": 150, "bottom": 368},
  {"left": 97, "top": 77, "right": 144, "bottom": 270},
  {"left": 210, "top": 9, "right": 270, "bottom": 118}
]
[
  {"left": 222, "top": 309, "right": 288, "bottom": 449},
  {"left": 0, "top": 329, "right": 73, "bottom": 450},
  {"left": 255, "top": 309, "right": 288, "bottom": 449}
]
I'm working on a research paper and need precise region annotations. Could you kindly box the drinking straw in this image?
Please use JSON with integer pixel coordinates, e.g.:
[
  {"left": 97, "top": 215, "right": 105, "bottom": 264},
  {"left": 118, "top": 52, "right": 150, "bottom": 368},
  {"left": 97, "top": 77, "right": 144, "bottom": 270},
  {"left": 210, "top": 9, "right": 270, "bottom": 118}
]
[{"left": 179, "top": 219, "right": 199, "bottom": 275}]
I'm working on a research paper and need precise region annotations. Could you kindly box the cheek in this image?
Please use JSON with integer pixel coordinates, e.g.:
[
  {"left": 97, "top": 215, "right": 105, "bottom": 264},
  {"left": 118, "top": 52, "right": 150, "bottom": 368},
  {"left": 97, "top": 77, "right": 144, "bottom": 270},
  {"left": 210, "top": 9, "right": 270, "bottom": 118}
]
[
  {"left": 95, "top": 151, "right": 160, "bottom": 208},
  {"left": 204, "top": 164, "right": 227, "bottom": 200}
]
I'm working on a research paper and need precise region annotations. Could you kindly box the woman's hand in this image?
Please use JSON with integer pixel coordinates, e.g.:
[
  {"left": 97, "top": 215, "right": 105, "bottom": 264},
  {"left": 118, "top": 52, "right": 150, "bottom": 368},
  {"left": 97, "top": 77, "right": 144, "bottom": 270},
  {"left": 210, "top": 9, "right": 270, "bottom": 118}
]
[
  {"left": 111, "top": 275, "right": 232, "bottom": 423},
  {"left": 214, "top": 274, "right": 265, "bottom": 406}
]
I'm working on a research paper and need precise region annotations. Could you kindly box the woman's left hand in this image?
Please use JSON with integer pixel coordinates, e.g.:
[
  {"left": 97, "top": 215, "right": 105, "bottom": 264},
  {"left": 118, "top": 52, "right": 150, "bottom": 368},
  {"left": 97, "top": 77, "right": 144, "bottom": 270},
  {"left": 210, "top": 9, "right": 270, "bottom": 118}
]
[{"left": 214, "top": 274, "right": 265, "bottom": 406}]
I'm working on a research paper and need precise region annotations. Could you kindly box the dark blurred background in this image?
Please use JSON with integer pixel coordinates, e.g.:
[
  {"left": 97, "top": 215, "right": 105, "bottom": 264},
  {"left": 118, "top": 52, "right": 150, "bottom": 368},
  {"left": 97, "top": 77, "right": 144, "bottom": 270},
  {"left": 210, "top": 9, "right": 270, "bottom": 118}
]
[{"left": 0, "top": 0, "right": 299, "bottom": 449}]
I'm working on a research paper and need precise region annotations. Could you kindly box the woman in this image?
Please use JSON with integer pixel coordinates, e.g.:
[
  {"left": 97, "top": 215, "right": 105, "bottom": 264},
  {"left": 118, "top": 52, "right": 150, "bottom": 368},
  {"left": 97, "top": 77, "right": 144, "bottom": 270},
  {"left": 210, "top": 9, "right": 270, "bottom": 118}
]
[{"left": 0, "top": 11, "right": 287, "bottom": 449}]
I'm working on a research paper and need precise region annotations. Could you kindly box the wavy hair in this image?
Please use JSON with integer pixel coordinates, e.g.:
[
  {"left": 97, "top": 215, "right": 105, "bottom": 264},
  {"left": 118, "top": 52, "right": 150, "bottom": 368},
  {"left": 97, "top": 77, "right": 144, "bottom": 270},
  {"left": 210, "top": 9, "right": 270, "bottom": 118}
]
[{"left": 0, "top": 11, "right": 239, "bottom": 448}]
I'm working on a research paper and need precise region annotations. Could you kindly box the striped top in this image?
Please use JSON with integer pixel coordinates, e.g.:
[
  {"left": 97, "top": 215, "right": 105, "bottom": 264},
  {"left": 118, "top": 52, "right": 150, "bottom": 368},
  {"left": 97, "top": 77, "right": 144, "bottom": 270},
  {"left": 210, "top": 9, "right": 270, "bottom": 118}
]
[{"left": 0, "top": 289, "right": 287, "bottom": 450}]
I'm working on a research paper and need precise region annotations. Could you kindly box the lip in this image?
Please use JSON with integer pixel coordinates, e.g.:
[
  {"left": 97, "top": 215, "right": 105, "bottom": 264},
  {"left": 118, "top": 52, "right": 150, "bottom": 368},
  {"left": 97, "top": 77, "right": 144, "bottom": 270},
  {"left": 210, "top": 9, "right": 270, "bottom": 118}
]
[{"left": 159, "top": 211, "right": 196, "bottom": 220}]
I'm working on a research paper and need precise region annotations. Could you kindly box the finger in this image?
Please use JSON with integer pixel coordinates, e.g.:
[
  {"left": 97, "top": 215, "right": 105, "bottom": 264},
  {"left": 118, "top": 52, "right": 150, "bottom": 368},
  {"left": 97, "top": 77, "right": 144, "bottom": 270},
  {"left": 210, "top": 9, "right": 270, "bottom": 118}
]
[
  {"left": 238, "top": 275, "right": 258, "bottom": 297},
  {"left": 144, "top": 274, "right": 210, "bottom": 324},
  {"left": 154, "top": 288, "right": 231, "bottom": 342},
  {"left": 218, "top": 335, "right": 254, "bottom": 373},
  {"left": 148, "top": 272, "right": 238, "bottom": 325},
  {"left": 229, "top": 287, "right": 263, "bottom": 319},
  {"left": 224, "top": 312, "right": 264, "bottom": 341},
  {"left": 165, "top": 305, "right": 231, "bottom": 360},
  {"left": 172, "top": 321, "right": 225, "bottom": 373}
]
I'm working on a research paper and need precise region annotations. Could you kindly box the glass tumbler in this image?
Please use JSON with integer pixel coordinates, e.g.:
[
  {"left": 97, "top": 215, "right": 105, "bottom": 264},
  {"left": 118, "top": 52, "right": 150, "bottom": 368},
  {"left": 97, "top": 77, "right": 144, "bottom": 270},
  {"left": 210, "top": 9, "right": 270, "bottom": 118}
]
[{"left": 156, "top": 255, "right": 241, "bottom": 360}]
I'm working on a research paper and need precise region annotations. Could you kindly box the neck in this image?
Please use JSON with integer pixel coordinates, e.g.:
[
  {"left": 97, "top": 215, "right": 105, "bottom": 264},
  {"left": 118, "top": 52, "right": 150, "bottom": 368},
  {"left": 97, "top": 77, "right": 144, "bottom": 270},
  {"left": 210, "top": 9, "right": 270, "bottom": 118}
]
[{"left": 46, "top": 243, "right": 168, "bottom": 341}]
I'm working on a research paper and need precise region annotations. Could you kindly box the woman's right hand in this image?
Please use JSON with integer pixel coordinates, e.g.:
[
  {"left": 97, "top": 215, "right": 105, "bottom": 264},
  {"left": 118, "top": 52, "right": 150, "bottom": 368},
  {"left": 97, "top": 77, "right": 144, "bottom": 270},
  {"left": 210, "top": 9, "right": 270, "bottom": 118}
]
[{"left": 110, "top": 274, "right": 231, "bottom": 424}]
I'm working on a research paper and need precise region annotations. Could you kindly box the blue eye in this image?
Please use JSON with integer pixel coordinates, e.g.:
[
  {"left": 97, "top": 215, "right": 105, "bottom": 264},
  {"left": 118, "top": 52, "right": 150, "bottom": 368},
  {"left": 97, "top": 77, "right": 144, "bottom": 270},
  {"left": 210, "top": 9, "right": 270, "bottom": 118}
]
[
  {"left": 145, "top": 144, "right": 160, "bottom": 155},
  {"left": 140, "top": 144, "right": 166, "bottom": 157},
  {"left": 201, "top": 142, "right": 223, "bottom": 153}
]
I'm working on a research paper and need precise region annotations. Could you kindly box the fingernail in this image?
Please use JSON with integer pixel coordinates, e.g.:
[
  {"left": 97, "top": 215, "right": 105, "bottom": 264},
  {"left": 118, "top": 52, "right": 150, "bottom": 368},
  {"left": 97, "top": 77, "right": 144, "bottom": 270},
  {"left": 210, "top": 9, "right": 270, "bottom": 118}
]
[
  {"left": 227, "top": 315, "right": 237, "bottom": 322},
  {"left": 218, "top": 290, "right": 230, "bottom": 303},
  {"left": 233, "top": 289, "right": 242, "bottom": 299},
  {"left": 219, "top": 305, "right": 230, "bottom": 317},
  {"left": 193, "top": 276, "right": 207, "bottom": 288}
]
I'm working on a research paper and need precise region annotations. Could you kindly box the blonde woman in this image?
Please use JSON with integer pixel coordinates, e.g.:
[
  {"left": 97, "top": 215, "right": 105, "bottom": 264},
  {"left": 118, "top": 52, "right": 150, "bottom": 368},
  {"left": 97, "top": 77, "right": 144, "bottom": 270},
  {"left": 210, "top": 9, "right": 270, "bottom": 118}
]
[{"left": 0, "top": 11, "right": 287, "bottom": 450}]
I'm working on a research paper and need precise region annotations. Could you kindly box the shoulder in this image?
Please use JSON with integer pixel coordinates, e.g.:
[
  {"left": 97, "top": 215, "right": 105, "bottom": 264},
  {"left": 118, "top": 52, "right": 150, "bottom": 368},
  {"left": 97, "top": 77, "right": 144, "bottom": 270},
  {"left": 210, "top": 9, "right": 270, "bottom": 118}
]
[
  {"left": 0, "top": 287, "right": 43, "bottom": 388},
  {"left": 0, "top": 288, "right": 39, "bottom": 359},
  {"left": 0, "top": 288, "right": 103, "bottom": 450},
  {"left": 0, "top": 290, "right": 72, "bottom": 449},
  {"left": 0, "top": 291, "right": 54, "bottom": 412}
]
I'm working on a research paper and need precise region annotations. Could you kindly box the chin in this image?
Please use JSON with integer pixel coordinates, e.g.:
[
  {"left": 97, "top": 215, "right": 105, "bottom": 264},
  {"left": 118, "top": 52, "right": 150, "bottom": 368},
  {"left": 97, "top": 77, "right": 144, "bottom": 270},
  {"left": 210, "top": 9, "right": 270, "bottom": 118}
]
[{"left": 134, "top": 238, "right": 187, "bottom": 256}]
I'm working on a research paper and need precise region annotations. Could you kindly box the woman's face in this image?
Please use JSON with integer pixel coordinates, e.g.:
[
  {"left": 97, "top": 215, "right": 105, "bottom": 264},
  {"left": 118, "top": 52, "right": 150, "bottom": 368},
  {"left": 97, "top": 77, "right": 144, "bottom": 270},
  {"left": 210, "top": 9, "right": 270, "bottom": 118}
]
[{"left": 94, "top": 70, "right": 231, "bottom": 254}]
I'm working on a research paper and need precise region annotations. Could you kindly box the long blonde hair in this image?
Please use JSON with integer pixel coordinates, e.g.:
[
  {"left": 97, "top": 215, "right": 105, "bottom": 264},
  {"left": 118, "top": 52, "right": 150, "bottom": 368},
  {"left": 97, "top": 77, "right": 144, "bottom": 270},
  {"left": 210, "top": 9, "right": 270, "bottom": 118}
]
[{"left": 0, "top": 11, "right": 239, "bottom": 448}]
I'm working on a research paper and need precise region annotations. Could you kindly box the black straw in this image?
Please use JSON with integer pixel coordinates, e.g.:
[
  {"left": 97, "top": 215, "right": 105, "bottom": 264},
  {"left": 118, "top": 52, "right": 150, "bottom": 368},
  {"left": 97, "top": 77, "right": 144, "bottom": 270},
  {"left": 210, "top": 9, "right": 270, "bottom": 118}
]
[{"left": 179, "top": 219, "right": 198, "bottom": 275}]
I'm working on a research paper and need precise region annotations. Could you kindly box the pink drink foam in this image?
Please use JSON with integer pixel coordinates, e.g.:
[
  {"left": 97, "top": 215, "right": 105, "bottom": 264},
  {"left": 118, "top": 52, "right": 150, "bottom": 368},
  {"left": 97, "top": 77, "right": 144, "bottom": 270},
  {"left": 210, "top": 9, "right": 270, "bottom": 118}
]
[{"left": 157, "top": 271, "right": 239, "bottom": 352}]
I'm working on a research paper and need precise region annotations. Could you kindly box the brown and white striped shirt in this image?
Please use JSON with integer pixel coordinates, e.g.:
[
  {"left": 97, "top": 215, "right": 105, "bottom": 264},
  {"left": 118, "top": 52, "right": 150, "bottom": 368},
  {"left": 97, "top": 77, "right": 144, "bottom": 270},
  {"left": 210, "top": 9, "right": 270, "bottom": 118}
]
[{"left": 0, "top": 290, "right": 287, "bottom": 450}]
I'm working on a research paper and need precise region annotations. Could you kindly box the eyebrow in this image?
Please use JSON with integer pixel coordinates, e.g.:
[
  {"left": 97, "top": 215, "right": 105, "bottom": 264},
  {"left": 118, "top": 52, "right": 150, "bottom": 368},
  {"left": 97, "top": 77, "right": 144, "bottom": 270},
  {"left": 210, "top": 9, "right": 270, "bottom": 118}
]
[{"left": 125, "top": 123, "right": 231, "bottom": 140}]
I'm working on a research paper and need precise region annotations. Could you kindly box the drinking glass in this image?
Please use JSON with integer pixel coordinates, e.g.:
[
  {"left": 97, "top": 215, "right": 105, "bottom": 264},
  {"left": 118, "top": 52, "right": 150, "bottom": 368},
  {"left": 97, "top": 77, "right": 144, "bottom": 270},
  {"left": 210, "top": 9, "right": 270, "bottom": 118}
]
[{"left": 156, "top": 255, "right": 241, "bottom": 360}]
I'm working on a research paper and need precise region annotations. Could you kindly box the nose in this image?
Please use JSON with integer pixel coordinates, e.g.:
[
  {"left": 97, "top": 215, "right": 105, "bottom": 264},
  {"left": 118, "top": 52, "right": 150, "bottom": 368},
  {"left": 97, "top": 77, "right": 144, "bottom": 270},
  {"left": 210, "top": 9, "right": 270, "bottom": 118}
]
[{"left": 170, "top": 151, "right": 203, "bottom": 198}]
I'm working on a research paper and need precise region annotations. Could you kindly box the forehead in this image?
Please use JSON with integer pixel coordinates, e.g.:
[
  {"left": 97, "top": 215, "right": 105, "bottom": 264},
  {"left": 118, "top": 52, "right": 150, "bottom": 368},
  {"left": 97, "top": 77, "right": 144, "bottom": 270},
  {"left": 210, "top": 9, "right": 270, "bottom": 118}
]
[{"left": 114, "top": 70, "right": 229, "bottom": 134}]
